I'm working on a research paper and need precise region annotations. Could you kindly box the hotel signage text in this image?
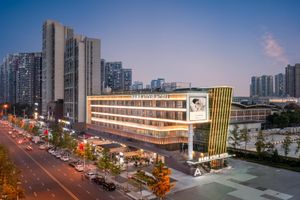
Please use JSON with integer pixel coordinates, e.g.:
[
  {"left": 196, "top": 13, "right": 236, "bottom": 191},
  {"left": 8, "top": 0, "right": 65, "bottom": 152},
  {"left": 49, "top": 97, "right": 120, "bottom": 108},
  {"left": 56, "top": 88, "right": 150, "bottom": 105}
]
[{"left": 132, "top": 94, "right": 169, "bottom": 99}]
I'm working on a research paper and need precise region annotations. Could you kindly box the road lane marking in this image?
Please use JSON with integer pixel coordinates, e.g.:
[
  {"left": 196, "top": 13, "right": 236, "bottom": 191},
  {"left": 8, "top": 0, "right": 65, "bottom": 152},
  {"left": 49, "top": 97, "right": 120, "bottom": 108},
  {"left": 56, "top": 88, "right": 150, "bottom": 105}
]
[
  {"left": 10, "top": 139, "right": 80, "bottom": 200},
  {"left": 47, "top": 188, "right": 50, "bottom": 191},
  {"left": 34, "top": 192, "right": 37, "bottom": 197},
  {"left": 51, "top": 193, "right": 55, "bottom": 197}
]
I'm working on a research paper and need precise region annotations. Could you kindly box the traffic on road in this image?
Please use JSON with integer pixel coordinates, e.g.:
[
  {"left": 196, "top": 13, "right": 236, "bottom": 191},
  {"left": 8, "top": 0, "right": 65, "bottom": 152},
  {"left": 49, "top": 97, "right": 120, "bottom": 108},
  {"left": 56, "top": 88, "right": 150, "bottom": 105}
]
[{"left": 0, "top": 120, "right": 130, "bottom": 200}]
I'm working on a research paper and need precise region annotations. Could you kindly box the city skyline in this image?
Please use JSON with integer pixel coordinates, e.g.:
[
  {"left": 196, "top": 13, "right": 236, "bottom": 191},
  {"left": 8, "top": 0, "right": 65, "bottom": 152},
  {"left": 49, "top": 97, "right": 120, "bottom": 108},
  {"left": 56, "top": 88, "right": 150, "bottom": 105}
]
[{"left": 1, "top": 0, "right": 300, "bottom": 96}]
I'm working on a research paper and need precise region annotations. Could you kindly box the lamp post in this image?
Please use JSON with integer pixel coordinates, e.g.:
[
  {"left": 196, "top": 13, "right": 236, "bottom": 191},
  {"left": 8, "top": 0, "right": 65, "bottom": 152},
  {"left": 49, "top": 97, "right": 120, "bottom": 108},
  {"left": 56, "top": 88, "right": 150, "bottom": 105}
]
[
  {"left": 83, "top": 135, "right": 87, "bottom": 171},
  {"left": 3, "top": 104, "right": 8, "bottom": 116},
  {"left": 16, "top": 181, "right": 21, "bottom": 200}
]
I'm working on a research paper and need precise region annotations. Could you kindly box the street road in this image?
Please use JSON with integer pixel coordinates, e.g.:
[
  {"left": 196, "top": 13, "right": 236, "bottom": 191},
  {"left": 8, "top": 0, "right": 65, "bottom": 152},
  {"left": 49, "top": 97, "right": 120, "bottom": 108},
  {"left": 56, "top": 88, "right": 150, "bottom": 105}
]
[{"left": 0, "top": 122, "right": 130, "bottom": 200}]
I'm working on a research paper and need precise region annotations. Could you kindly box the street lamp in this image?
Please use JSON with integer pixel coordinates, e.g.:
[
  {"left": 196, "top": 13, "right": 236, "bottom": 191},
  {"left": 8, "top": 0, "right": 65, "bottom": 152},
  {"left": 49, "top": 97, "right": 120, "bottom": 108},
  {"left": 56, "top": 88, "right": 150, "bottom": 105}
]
[
  {"left": 83, "top": 135, "right": 87, "bottom": 171},
  {"left": 17, "top": 181, "right": 21, "bottom": 200},
  {"left": 3, "top": 104, "right": 8, "bottom": 116}
]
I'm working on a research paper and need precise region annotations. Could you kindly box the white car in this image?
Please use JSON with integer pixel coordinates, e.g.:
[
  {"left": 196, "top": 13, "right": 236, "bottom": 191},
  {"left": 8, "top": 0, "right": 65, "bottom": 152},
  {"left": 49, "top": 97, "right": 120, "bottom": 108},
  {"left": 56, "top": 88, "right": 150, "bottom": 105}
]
[
  {"left": 48, "top": 148, "right": 55, "bottom": 154},
  {"left": 60, "top": 155, "right": 69, "bottom": 162},
  {"left": 55, "top": 152, "right": 62, "bottom": 158},
  {"left": 75, "top": 164, "right": 84, "bottom": 172},
  {"left": 39, "top": 144, "right": 47, "bottom": 150},
  {"left": 84, "top": 171, "right": 98, "bottom": 180},
  {"left": 26, "top": 145, "right": 33, "bottom": 151}
]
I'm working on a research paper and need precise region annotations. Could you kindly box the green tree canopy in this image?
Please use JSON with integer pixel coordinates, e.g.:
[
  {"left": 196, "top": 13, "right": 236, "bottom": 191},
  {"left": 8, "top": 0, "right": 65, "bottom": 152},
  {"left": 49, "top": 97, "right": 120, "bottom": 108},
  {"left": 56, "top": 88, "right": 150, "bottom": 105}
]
[
  {"left": 281, "top": 134, "right": 292, "bottom": 157},
  {"left": 240, "top": 126, "right": 250, "bottom": 150},
  {"left": 229, "top": 125, "right": 240, "bottom": 149},
  {"left": 255, "top": 130, "right": 265, "bottom": 155}
]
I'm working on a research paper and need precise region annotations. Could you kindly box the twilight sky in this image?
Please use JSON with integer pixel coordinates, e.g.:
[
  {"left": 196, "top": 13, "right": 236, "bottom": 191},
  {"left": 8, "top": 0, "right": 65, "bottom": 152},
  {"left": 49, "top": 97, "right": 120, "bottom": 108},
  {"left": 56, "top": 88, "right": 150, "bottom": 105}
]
[{"left": 0, "top": 0, "right": 300, "bottom": 96}]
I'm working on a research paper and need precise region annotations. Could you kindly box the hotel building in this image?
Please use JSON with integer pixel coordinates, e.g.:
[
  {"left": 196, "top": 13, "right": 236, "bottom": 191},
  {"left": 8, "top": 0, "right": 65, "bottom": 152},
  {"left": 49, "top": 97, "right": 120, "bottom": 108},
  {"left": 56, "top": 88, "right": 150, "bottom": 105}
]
[{"left": 86, "top": 87, "right": 232, "bottom": 166}]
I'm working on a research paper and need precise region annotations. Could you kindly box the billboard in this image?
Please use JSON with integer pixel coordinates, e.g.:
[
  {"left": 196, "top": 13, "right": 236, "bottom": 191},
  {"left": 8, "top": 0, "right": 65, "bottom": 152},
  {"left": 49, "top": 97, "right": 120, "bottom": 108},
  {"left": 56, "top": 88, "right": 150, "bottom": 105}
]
[{"left": 189, "top": 95, "right": 208, "bottom": 121}]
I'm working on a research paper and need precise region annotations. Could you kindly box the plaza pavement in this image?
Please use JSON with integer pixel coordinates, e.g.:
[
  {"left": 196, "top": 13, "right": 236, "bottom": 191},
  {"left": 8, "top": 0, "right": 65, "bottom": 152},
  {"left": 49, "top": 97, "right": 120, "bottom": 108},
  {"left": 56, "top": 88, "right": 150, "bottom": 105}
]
[{"left": 166, "top": 158, "right": 299, "bottom": 200}]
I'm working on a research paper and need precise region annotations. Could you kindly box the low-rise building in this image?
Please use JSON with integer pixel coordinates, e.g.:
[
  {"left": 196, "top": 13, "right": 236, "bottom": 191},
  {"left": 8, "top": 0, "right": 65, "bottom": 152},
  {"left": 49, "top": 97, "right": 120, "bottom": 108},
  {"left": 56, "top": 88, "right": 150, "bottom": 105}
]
[{"left": 86, "top": 87, "right": 233, "bottom": 167}]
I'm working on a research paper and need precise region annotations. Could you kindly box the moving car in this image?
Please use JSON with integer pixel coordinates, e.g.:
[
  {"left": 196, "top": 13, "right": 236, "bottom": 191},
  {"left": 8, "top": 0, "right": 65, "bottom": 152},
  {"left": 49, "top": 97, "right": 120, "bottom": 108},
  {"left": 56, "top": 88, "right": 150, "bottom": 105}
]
[{"left": 26, "top": 145, "right": 33, "bottom": 151}]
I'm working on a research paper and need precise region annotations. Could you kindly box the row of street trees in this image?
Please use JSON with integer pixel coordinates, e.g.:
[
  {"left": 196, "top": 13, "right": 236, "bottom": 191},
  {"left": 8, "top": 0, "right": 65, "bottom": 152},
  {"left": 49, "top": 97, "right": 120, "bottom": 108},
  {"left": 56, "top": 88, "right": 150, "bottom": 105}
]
[
  {"left": 229, "top": 125, "right": 251, "bottom": 150},
  {"left": 229, "top": 125, "right": 300, "bottom": 158},
  {"left": 0, "top": 145, "right": 24, "bottom": 199},
  {"left": 7, "top": 115, "right": 39, "bottom": 136},
  {"left": 49, "top": 123, "right": 78, "bottom": 152}
]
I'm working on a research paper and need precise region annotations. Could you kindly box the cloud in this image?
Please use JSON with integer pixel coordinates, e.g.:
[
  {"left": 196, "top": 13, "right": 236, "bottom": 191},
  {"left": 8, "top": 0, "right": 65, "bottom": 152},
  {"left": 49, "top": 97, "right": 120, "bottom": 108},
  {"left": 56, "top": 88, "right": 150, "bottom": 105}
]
[{"left": 262, "top": 32, "right": 289, "bottom": 65}]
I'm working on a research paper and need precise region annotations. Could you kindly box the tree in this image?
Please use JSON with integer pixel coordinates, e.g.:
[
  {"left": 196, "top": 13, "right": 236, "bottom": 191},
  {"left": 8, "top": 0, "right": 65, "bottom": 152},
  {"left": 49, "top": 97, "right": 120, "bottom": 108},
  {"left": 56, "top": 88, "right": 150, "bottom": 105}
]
[
  {"left": 295, "top": 136, "right": 300, "bottom": 158},
  {"left": 240, "top": 126, "right": 250, "bottom": 150},
  {"left": 84, "top": 143, "right": 96, "bottom": 161},
  {"left": 265, "top": 141, "right": 275, "bottom": 152},
  {"left": 23, "top": 123, "right": 30, "bottom": 132},
  {"left": 97, "top": 148, "right": 111, "bottom": 180},
  {"left": 229, "top": 125, "right": 240, "bottom": 149},
  {"left": 110, "top": 163, "right": 122, "bottom": 179},
  {"left": 255, "top": 130, "right": 265, "bottom": 155},
  {"left": 0, "top": 145, "right": 24, "bottom": 199},
  {"left": 149, "top": 161, "right": 174, "bottom": 200},
  {"left": 281, "top": 134, "right": 292, "bottom": 157},
  {"left": 31, "top": 126, "right": 39, "bottom": 136},
  {"left": 271, "top": 148, "right": 280, "bottom": 162},
  {"left": 49, "top": 123, "right": 63, "bottom": 147}
]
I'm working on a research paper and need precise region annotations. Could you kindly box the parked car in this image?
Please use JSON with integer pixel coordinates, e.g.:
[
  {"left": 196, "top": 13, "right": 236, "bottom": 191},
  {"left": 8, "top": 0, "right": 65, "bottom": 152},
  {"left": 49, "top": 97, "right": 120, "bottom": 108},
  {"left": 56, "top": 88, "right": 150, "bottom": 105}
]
[
  {"left": 55, "top": 152, "right": 62, "bottom": 159},
  {"left": 69, "top": 160, "right": 78, "bottom": 167},
  {"left": 93, "top": 176, "right": 105, "bottom": 185},
  {"left": 75, "top": 164, "right": 84, "bottom": 172},
  {"left": 39, "top": 144, "right": 47, "bottom": 150},
  {"left": 102, "top": 182, "right": 116, "bottom": 191},
  {"left": 60, "top": 155, "right": 69, "bottom": 162},
  {"left": 84, "top": 171, "right": 98, "bottom": 180},
  {"left": 48, "top": 148, "right": 55, "bottom": 154}
]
